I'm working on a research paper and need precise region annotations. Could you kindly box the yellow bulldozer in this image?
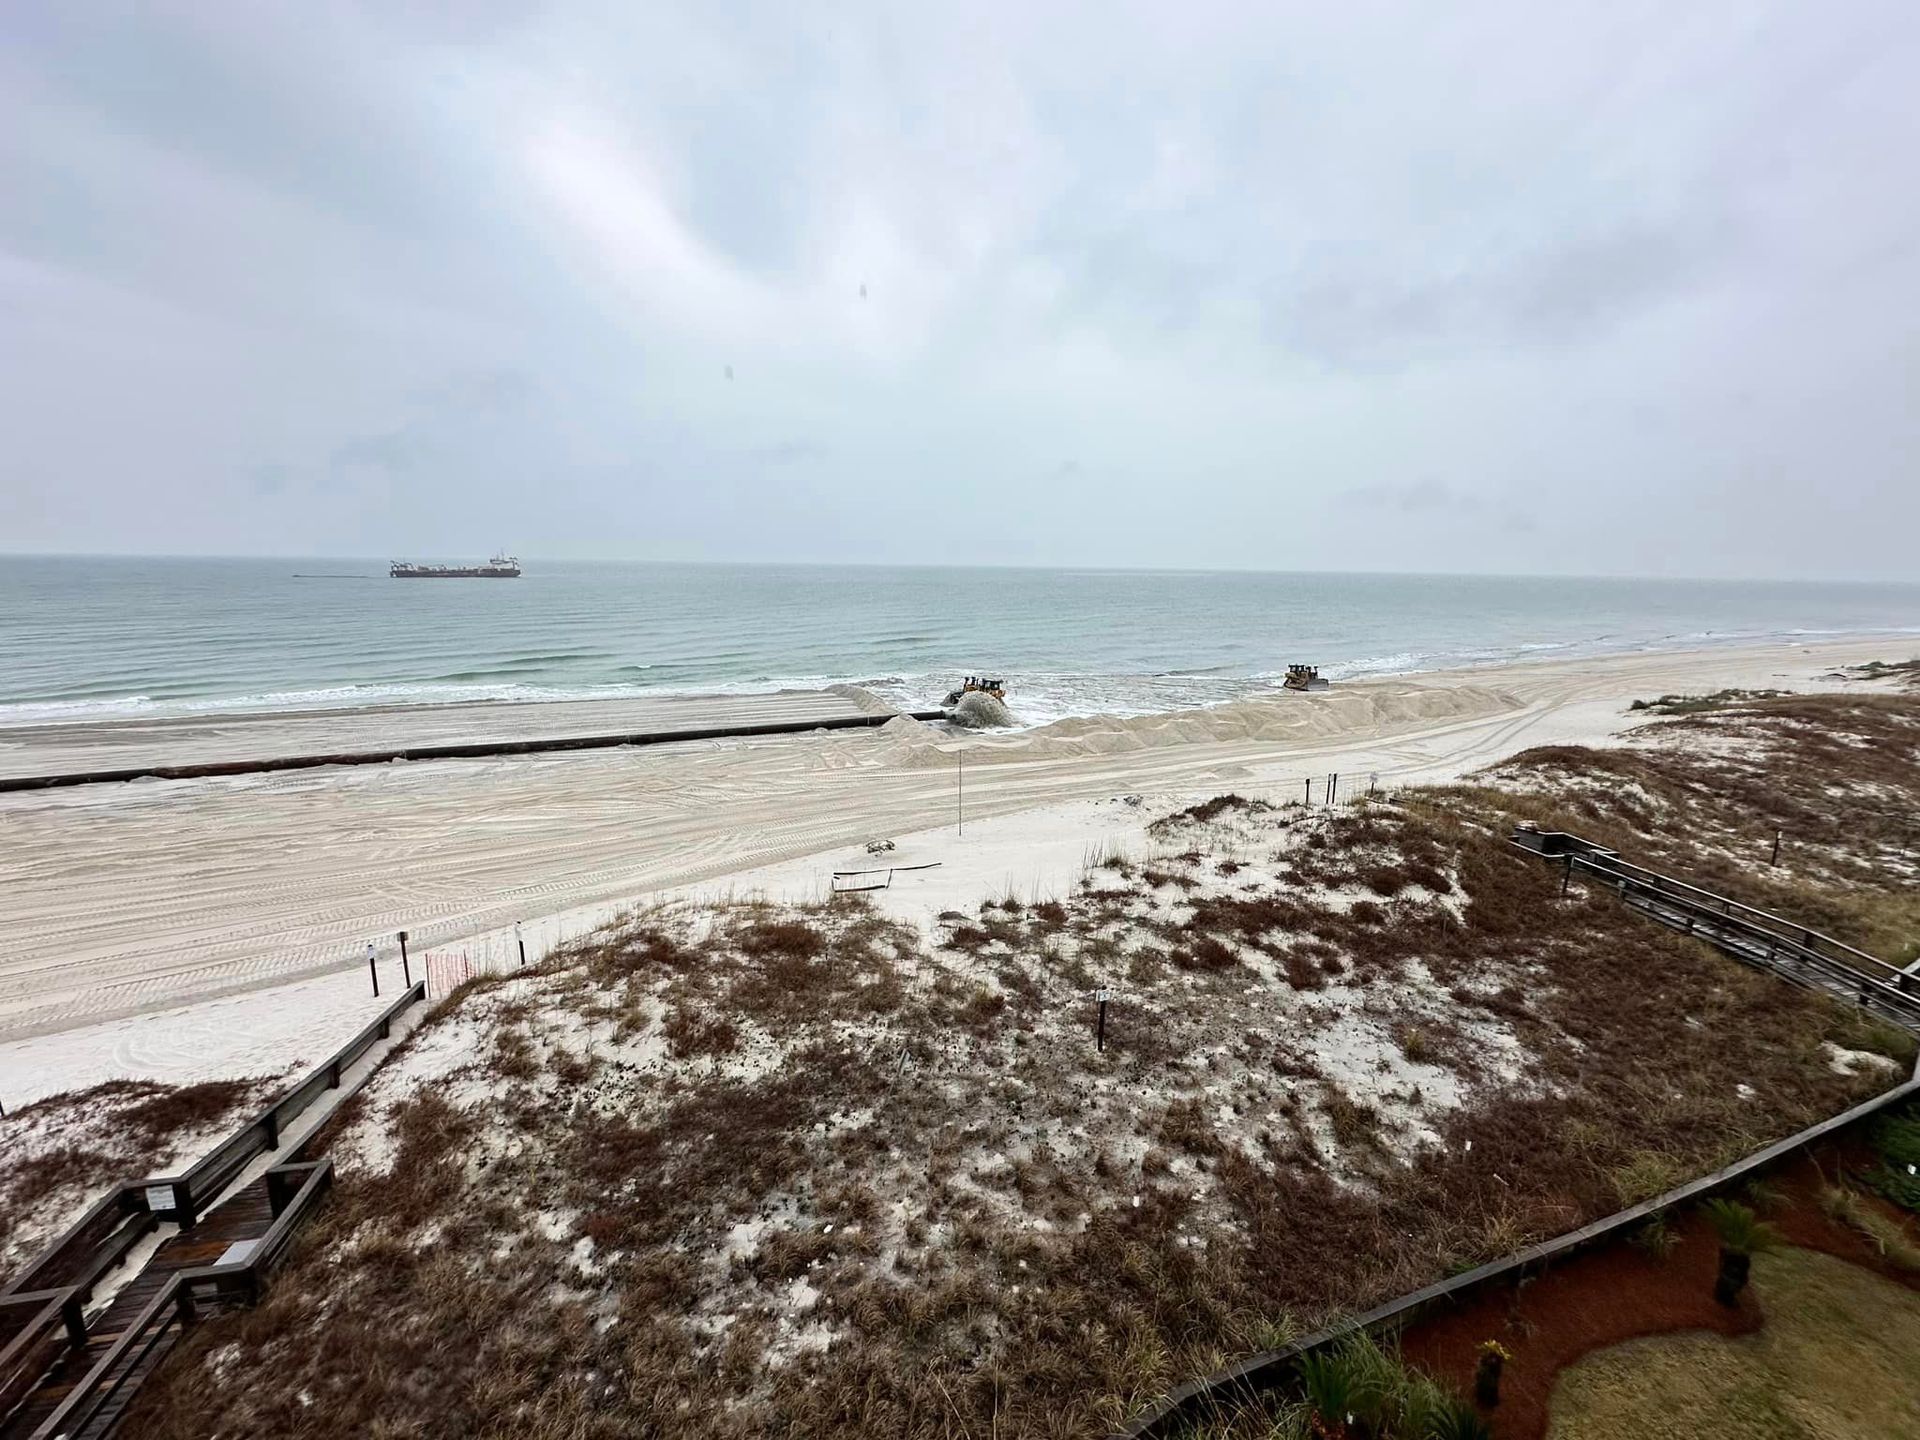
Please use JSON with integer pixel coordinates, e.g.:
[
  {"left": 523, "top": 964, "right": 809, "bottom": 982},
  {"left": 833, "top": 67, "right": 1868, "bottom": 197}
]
[
  {"left": 943, "top": 676, "right": 1007, "bottom": 706},
  {"left": 1283, "top": 664, "right": 1330, "bottom": 692}
]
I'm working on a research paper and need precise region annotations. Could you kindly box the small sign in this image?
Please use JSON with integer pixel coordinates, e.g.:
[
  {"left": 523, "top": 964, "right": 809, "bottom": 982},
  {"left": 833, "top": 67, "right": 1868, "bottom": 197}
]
[
  {"left": 1096, "top": 989, "right": 1111, "bottom": 1003},
  {"left": 144, "top": 1184, "right": 176, "bottom": 1212}
]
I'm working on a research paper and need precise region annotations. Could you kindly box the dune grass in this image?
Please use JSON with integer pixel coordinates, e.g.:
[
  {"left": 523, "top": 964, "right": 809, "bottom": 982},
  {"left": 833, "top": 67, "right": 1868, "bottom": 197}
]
[
  {"left": 0, "top": 1077, "right": 272, "bottom": 1279},
  {"left": 114, "top": 693, "right": 1920, "bottom": 1440}
]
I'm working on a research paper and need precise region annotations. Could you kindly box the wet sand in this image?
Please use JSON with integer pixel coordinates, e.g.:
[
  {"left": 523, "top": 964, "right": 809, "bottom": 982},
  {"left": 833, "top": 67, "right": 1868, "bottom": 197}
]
[{"left": 0, "top": 687, "right": 894, "bottom": 782}]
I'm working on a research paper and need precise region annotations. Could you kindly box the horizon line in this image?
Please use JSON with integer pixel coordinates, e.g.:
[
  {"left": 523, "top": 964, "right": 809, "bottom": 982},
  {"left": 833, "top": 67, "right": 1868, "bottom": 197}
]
[{"left": 5, "top": 551, "right": 1920, "bottom": 588}]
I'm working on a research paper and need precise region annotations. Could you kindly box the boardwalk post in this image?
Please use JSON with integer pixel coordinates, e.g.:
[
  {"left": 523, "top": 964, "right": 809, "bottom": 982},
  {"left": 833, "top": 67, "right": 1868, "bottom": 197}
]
[
  {"left": 516, "top": 921, "right": 526, "bottom": 968},
  {"left": 1562, "top": 855, "right": 1573, "bottom": 897},
  {"left": 398, "top": 930, "right": 411, "bottom": 987},
  {"left": 366, "top": 941, "right": 379, "bottom": 998}
]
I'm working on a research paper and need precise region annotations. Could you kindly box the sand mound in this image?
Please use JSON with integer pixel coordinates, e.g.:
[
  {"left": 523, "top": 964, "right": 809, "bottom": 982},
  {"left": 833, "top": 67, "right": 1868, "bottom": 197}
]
[
  {"left": 825, "top": 683, "right": 896, "bottom": 716},
  {"left": 873, "top": 682, "right": 1519, "bottom": 769},
  {"left": 949, "top": 691, "right": 1015, "bottom": 729}
]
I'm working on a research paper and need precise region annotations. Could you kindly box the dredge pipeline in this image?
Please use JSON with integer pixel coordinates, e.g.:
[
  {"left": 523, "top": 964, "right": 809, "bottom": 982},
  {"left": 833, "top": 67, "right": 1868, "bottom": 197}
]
[{"left": 0, "top": 710, "right": 949, "bottom": 794}]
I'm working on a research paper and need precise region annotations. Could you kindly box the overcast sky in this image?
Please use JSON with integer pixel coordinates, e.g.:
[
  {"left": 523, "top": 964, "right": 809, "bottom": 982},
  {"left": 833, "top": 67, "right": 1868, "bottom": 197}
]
[{"left": 3, "top": 2, "right": 1918, "bottom": 578}]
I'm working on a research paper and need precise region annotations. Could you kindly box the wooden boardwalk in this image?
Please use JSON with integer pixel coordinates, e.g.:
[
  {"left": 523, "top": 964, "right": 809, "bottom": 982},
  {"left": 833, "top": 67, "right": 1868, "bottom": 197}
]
[
  {"left": 1, "top": 1184, "right": 275, "bottom": 1439},
  {"left": 1513, "top": 827, "right": 1920, "bottom": 1031}
]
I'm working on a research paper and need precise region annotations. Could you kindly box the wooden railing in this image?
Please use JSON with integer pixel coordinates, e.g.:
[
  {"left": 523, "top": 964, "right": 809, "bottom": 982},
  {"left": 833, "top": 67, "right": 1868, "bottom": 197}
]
[
  {"left": 0, "top": 1194, "right": 150, "bottom": 1302},
  {"left": 0, "top": 979, "right": 424, "bottom": 1431},
  {"left": 146, "top": 980, "right": 424, "bottom": 1226},
  {"left": 1512, "top": 827, "right": 1920, "bottom": 1025},
  {"left": 2, "top": 1207, "right": 155, "bottom": 1428},
  {"left": 0, "top": 1291, "right": 84, "bottom": 1421},
  {"left": 1599, "top": 852, "right": 1911, "bottom": 984},
  {"left": 1116, "top": 1072, "right": 1920, "bottom": 1437},
  {"left": 27, "top": 1162, "right": 332, "bottom": 1440}
]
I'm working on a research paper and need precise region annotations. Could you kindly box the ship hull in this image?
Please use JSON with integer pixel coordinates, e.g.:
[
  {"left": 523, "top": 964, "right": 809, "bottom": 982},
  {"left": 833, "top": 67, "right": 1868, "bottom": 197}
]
[{"left": 390, "top": 569, "right": 521, "bottom": 578}]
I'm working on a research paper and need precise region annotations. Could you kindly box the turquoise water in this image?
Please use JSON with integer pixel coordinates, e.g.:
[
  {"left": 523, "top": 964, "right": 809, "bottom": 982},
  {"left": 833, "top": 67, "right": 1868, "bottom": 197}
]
[{"left": 2, "top": 557, "right": 1918, "bottom": 728}]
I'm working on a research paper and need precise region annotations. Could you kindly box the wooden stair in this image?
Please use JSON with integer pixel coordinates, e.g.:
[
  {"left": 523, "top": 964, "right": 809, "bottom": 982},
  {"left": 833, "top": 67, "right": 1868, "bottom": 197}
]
[{"left": 1, "top": 1185, "right": 275, "bottom": 1439}]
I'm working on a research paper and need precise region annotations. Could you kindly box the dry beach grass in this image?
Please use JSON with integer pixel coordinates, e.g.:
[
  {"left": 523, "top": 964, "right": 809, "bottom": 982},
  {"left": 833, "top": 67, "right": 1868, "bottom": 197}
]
[
  {"left": 0, "top": 1076, "right": 276, "bottom": 1277},
  {"left": 110, "top": 690, "right": 1920, "bottom": 1439}
]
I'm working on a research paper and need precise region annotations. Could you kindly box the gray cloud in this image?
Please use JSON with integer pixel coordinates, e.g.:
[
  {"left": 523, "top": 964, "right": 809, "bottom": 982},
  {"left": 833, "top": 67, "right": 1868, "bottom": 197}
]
[
  {"left": 2, "top": 2, "right": 1918, "bottom": 578},
  {"left": 330, "top": 432, "right": 420, "bottom": 473},
  {"left": 416, "top": 369, "right": 539, "bottom": 415},
  {"left": 1343, "top": 480, "right": 1473, "bottom": 513},
  {"left": 1344, "top": 481, "right": 1538, "bottom": 538},
  {"left": 750, "top": 439, "right": 828, "bottom": 465},
  {"left": 248, "top": 463, "right": 293, "bottom": 496}
]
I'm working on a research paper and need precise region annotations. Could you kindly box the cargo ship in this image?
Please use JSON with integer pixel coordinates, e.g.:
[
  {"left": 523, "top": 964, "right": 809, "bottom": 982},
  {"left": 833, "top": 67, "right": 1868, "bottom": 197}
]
[{"left": 390, "top": 553, "right": 521, "bottom": 579}]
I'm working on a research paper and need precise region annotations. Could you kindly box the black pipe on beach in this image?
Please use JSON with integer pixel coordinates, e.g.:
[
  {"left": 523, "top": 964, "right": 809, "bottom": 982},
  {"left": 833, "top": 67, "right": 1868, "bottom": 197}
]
[{"left": 0, "top": 709, "right": 949, "bottom": 793}]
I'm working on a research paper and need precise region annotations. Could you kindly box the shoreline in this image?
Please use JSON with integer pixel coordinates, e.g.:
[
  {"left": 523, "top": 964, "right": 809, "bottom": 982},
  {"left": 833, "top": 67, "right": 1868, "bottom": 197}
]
[
  {"left": 6, "top": 618, "right": 1918, "bottom": 726},
  {"left": 2, "top": 625, "right": 1914, "bottom": 783},
  {"left": 0, "top": 634, "right": 1911, "bottom": 1097}
]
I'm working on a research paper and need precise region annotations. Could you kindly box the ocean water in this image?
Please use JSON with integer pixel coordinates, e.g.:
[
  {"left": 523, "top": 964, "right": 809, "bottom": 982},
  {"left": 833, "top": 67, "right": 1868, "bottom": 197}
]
[{"left": 2, "top": 557, "right": 1918, "bottom": 729}]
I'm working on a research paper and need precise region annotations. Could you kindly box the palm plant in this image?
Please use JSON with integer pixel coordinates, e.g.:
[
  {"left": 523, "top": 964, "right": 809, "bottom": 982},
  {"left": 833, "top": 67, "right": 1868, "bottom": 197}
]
[
  {"left": 1296, "top": 1348, "right": 1360, "bottom": 1437},
  {"left": 1426, "top": 1394, "right": 1493, "bottom": 1440},
  {"left": 1471, "top": 1340, "right": 1509, "bottom": 1408},
  {"left": 1293, "top": 1334, "right": 1488, "bottom": 1440},
  {"left": 1702, "top": 1197, "right": 1778, "bottom": 1305},
  {"left": 1870, "top": 1110, "right": 1920, "bottom": 1213}
]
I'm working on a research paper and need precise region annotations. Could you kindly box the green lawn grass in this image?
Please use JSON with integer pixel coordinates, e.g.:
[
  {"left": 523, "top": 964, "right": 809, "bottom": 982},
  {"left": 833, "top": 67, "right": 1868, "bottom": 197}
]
[{"left": 1548, "top": 1247, "right": 1920, "bottom": 1439}]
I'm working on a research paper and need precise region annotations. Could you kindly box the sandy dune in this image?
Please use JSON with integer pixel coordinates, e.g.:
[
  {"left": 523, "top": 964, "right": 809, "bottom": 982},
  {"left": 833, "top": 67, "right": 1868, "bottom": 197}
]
[{"left": 0, "top": 638, "right": 1901, "bottom": 1072}]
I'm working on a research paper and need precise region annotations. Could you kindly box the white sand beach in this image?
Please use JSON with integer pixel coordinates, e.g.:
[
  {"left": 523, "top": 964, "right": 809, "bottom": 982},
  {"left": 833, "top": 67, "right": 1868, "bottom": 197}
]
[{"left": 0, "top": 636, "right": 1902, "bottom": 1104}]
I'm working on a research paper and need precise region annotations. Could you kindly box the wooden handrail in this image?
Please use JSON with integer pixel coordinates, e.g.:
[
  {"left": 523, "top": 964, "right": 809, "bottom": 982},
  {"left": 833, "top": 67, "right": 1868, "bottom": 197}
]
[
  {"left": 0, "top": 1292, "right": 77, "bottom": 1418},
  {"left": 1568, "top": 854, "right": 1920, "bottom": 1015},
  {"left": 141, "top": 979, "right": 425, "bottom": 1225},
  {"left": 1116, "top": 1073, "right": 1920, "bottom": 1438},
  {"left": 28, "top": 1160, "right": 333, "bottom": 1440},
  {"left": 0, "top": 977, "right": 419, "bottom": 1426},
  {"left": 1515, "top": 828, "right": 1915, "bottom": 998},
  {"left": 31, "top": 1277, "right": 186, "bottom": 1439},
  {"left": 1587, "top": 852, "right": 1905, "bottom": 980},
  {"left": 0, "top": 1186, "right": 144, "bottom": 1298}
]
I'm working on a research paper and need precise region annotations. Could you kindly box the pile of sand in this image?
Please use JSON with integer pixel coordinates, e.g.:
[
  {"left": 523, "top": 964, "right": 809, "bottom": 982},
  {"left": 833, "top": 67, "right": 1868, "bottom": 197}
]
[
  {"left": 874, "top": 682, "right": 1518, "bottom": 769},
  {"left": 948, "top": 691, "right": 1015, "bottom": 729},
  {"left": 824, "top": 683, "right": 896, "bottom": 716}
]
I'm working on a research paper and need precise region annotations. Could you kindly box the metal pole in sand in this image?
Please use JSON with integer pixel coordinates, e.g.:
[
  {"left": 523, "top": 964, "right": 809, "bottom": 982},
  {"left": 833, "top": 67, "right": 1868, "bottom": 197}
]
[
  {"left": 516, "top": 921, "right": 526, "bottom": 968},
  {"left": 1096, "top": 988, "right": 1109, "bottom": 1053},
  {"left": 398, "top": 930, "right": 411, "bottom": 988},
  {"left": 366, "top": 941, "right": 379, "bottom": 998},
  {"left": 1771, "top": 829, "right": 1782, "bottom": 866}
]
